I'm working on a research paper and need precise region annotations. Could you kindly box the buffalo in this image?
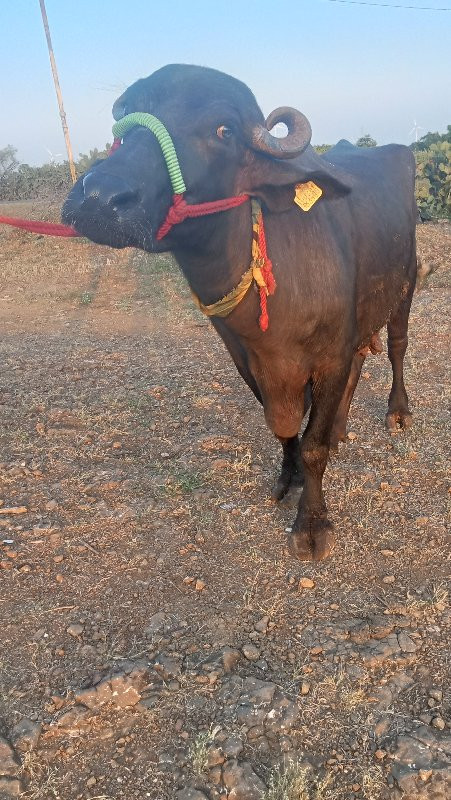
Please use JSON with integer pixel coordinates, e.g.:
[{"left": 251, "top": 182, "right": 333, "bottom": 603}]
[{"left": 62, "top": 64, "right": 417, "bottom": 561}]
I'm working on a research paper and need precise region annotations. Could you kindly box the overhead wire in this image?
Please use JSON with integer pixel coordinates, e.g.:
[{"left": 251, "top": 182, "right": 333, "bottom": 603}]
[{"left": 324, "top": 1, "right": 451, "bottom": 11}]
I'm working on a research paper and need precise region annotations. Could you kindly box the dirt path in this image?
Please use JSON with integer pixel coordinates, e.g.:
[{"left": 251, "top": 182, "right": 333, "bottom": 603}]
[{"left": 0, "top": 214, "right": 449, "bottom": 800}]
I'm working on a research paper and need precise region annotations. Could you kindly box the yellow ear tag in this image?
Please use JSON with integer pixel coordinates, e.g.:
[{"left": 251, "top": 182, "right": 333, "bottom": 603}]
[{"left": 294, "top": 181, "right": 322, "bottom": 211}]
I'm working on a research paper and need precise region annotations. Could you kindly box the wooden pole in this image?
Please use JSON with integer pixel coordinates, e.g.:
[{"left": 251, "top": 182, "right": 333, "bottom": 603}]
[{"left": 38, "top": 0, "right": 76, "bottom": 183}]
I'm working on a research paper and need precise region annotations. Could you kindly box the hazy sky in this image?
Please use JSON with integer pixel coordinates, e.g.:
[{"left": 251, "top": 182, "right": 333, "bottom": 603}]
[{"left": 1, "top": 0, "right": 450, "bottom": 165}]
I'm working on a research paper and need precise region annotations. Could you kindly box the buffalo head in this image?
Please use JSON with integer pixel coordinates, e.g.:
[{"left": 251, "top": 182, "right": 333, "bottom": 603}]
[{"left": 62, "top": 64, "right": 347, "bottom": 251}]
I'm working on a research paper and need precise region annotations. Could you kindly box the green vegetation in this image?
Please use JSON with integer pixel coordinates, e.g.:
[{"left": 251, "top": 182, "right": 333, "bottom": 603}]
[
  {"left": 412, "top": 126, "right": 451, "bottom": 219},
  {"left": 2, "top": 125, "right": 450, "bottom": 218},
  {"left": 0, "top": 143, "right": 111, "bottom": 202},
  {"left": 356, "top": 133, "right": 377, "bottom": 148}
]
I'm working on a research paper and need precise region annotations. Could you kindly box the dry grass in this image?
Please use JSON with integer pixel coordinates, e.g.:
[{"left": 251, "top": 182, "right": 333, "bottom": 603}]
[
  {"left": 361, "top": 766, "right": 386, "bottom": 800},
  {"left": 188, "top": 725, "right": 221, "bottom": 777},
  {"left": 264, "top": 762, "right": 334, "bottom": 800},
  {"left": 314, "top": 667, "right": 368, "bottom": 714}
]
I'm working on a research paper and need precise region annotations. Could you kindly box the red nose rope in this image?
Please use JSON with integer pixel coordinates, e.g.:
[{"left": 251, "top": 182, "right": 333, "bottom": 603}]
[
  {"left": 0, "top": 216, "right": 78, "bottom": 237},
  {"left": 0, "top": 138, "right": 276, "bottom": 330}
]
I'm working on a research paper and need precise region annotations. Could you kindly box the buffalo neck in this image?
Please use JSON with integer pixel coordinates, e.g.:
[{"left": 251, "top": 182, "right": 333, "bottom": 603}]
[{"left": 171, "top": 202, "right": 253, "bottom": 306}]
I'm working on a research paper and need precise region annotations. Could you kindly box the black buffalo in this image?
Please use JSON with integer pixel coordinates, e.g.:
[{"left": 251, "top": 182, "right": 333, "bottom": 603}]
[{"left": 63, "top": 64, "right": 417, "bottom": 561}]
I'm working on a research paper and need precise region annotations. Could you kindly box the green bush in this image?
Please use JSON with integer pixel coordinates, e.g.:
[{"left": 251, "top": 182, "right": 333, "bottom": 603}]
[
  {"left": 0, "top": 144, "right": 111, "bottom": 202},
  {"left": 414, "top": 141, "right": 451, "bottom": 220}
]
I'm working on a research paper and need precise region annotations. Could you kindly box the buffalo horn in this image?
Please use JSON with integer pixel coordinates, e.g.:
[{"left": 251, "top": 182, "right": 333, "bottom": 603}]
[{"left": 250, "top": 107, "right": 312, "bottom": 159}]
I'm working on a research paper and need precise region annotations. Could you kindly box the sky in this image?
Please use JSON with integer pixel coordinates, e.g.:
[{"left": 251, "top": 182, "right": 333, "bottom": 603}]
[{"left": 1, "top": 0, "right": 450, "bottom": 166}]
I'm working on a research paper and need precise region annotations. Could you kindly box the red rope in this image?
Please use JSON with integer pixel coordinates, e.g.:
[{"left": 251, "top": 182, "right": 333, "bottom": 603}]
[
  {"left": 0, "top": 140, "right": 123, "bottom": 238},
  {"left": 256, "top": 210, "right": 276, "bottom": 332},
  {"left": 108, "top": 138, "right": 122, "bottom": 155},
  {"left": 156, "top": 193, "right": 249, "bottom": 240},
  {"left": 0, "top": 216, "right": 78, "bottom": 237}
]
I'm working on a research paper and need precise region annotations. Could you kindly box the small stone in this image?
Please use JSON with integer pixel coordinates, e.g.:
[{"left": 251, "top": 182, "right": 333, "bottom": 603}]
[
  {"left": 373, "top": 718, "right": 390, "bottom": 738},
  {"left": 347, "top": 431, "right": 357, "bottom": 441},
  {"left": 380, "top": 549, "right": 394, "bottom": 557},
  {"left": 195, "top": 579, "right": 206, "bottom": 591},
  {"left": 242, "top": 643, "right": 260, "bottom": 661},
  {"left": 428, "top": 688, "right": 443, "bottom": 702},
  {"left": 75, "top": 682, "right": 112, "bottom": 709},
  {"left": 209, "top": 766, "right": 223, "bottom": 784},
  {"left": 207, "top": 747, "right": 225, "bottom": 767},
  {"left": 300, "top": 682, "right": 311, "bottom": 696},
  {"left": 374, "top": 749, "right": 386, "bottom": 760},
  {"left": 299, "top": 577, "right": 315, "bottom": 590},
  {"left": 145, "top": 611, "right": 166, "bottom": 636},
  {"left": 154, "top": 655, "right": 180, "bottom": 679},
  {"left": 86, "top": 777, "right": 97, "bottom": 787},
  {"left": 223, "top": 760, "right": 266, "bottom": 800},
  {"left": 431, "top": 716, "right": 446, "bottom": 730},
  {"left": 382, "top": 575, "right": 395, "bottom": 584},
  {"left": 310, "top": 646, "right": 323, "bottom": 656},
  {"left": 45, "top": 499, "right": 58, "bottom": 511},
  {"left": 397, "top": 632, "right": 417, "bottom": 653},
  {"left": 222, "top": 736, "right": 244, "bottom": 759},
  {"left": 0, "top": 778, "right": 23, "bottom": 797},
  {"left": 10, "top": 719, "right": 42, "bottom": 752},
  {"left": 66, "top": 623, "right": 84, "bottom": 637},
  {"left": 109, "top": 674, "right": 142, "bottom": 707},
  {"left": 222, "top": 647, "right": 241, "bottom": 673},
  {"left": 55, "top": 705, "right": 90, "bottom": 730},
  {"left": 254, "top": 616, "right": 270, "bottom": 633},
  {"left": 418, "top": 769, "right": 433, "bottom": 782},
  {"left": 80, "top": 644, "right": 97, "bottom": 658},
  {"left": 0, "top": 736, "right": 20, "bottom": 775}
]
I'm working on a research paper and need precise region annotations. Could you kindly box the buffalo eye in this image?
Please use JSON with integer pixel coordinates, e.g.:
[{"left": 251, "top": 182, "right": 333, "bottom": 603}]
[{"left": 216, "top": 125, "right": 233, "bottom": 140}]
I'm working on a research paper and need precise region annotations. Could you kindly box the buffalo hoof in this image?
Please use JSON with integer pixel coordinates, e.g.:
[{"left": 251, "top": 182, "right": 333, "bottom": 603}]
[
  {"left": 329, "top": 429, "right": 345, "bottom": 452},
  {"left": 271, "top": 472, "right": 303, "bottom": 502},
  {"left": 385, "top": 410, "right": 413, "bottom": 432},
  {"left": 287, "top": 518, "right": 335, "bottom": 562}
]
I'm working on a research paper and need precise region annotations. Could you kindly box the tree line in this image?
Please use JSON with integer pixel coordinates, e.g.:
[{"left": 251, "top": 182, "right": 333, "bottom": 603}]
[{"left": 0, "top": 127, "right": 450, "bottom": 219}]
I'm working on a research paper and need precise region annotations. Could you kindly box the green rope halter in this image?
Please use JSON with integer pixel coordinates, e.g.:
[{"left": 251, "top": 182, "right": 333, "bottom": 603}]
[{"left": 112, "top": 112, "right": 187, "bottom": 194}]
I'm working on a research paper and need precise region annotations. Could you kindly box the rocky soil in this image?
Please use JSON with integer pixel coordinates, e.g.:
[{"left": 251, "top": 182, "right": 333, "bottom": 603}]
[{"left": 0, "top": 207, "right": 449, "bottom": 799}]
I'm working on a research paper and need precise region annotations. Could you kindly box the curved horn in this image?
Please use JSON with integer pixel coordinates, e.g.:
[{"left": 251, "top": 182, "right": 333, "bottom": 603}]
[{"left": 249, "top": 107, "right": 312, "bottom": 159}]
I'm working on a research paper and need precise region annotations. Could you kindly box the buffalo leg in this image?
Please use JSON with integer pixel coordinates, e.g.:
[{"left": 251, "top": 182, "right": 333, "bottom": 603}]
[
  {"left": 385, "top": 285, "right": 414, "bottom": 431},
  {"left": 288, "top": 366, "right": 351, "bottom": 562},
  {"left": 330, "top": 352, "right": 366, "bottom": 449},
  {"left": 272, "top": 435, "right": 303, "bottom": 501}
]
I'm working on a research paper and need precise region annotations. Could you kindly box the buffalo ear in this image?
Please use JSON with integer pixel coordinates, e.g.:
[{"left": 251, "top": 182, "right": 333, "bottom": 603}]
[{"left": 238, "top": 145, "right": 353, "bottom": 212}]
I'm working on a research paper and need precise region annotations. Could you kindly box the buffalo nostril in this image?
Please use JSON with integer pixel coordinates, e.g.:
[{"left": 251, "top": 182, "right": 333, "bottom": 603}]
[{"left": 82, "top": 172, "right": 139, "bottom": 210}]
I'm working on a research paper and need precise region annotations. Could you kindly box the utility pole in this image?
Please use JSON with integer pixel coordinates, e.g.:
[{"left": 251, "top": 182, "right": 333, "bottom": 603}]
[{"left": 38, "top": 0, "right": 76, "bottom": 183}]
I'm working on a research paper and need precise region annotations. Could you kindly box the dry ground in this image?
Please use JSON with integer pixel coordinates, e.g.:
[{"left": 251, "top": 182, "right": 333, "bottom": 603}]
[{"left": 0, "top": 202, "right": 449, "bottom": 800}]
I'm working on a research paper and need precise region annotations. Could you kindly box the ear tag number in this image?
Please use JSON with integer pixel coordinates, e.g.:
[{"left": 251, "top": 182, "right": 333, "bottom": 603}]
[{"left": 294, "top": 181, "right": 322, "bottom": 211}]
